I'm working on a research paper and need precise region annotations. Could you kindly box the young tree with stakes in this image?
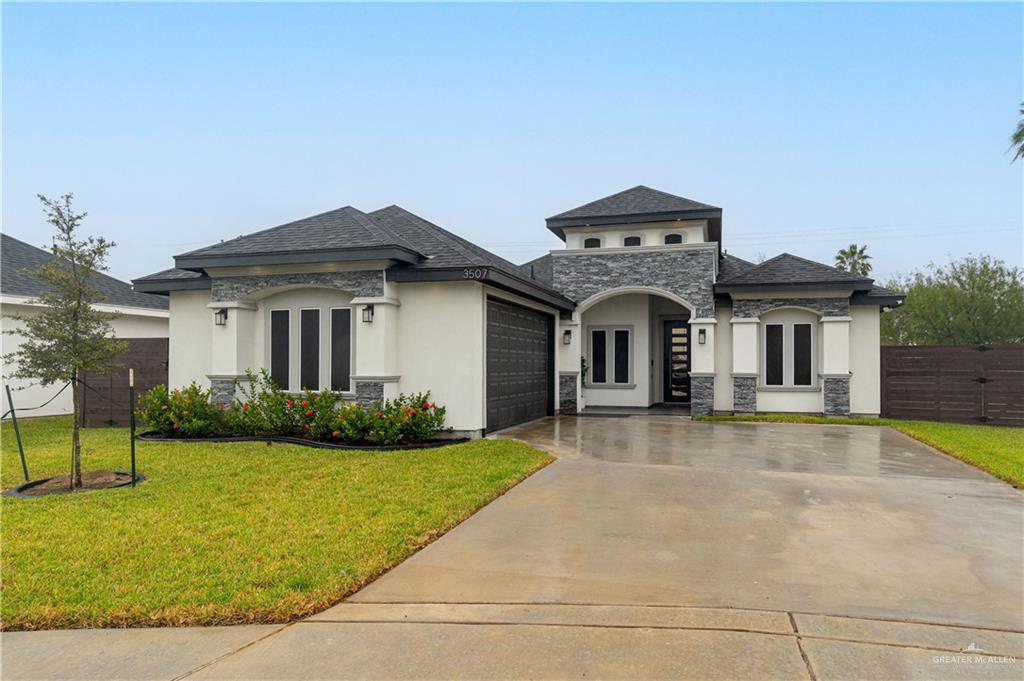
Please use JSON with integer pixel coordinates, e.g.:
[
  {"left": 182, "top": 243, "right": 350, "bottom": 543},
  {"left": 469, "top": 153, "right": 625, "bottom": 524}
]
[{"left": 3, "top": 194, "right": 126, "bottom": 489}]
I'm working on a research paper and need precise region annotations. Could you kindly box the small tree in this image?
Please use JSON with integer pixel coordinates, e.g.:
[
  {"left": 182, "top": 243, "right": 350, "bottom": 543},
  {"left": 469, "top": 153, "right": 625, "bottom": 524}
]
[
  {"left": 834, "top": 243, "right": 872, "bottom": 276},
  {"left": 3, "top": 194, "right": 126, "bottom": 488},
  {"left": 881, "top": 255, "right": 1024, "bottom": 346}
]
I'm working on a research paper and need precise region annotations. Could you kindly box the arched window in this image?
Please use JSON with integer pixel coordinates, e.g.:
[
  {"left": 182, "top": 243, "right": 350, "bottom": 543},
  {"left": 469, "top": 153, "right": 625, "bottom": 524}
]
[
  {"left": 583, "top": 237, "right": 601, "bottom": 249},
  {"left": 623, "top": 236, "right": 641, "bottom": 247},
  {"left": 664, "top": 233, "right": 684, "bottom": 245}
]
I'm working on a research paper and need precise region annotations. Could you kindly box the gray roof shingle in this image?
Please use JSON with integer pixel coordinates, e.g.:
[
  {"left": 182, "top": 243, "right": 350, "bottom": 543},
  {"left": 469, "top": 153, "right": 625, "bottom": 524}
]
[
  {"left": 718, "top": 252, "right": 756, "bottom": 281},
  {"left": 520, "top": 253, "right": 554, "bottom": 287},
  {"left": 716, "top": 252, "right": 873, "bottom": 291},
  {"left": 548, "top": 185, "right": 720, "bottom": 221},
  {"left": 2, "top": 233, "right": 169, "bottom": 310},
  {"left": 175, "top": 206, "right": 421, "bottom": 263}
]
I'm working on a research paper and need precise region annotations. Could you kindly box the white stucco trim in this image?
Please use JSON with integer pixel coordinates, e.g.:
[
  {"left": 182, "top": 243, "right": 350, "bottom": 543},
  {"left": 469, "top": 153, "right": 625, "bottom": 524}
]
[
  {"left": 553, "top": 242, "right": 717, "bottom": 257},
  {"left": 689, "top": 317, "right": 717, "bottom": 325},
  {"left": 350, "top": 296, "right": 401, "bottom": 307},
  {"left": 578, "top": 287, "right": 696, "bottom": 315},
  {"left": 729, "top": 317, "right": 761, "bottom": 324},
  {"left": 0, "top": 293, "right": 170, "bottom": 318},
  {"left": 207, "top": 301, "right": 258, "bottom": 310},
  {"left": 351, "top": 375, "right": 401, "bottom": 383}
]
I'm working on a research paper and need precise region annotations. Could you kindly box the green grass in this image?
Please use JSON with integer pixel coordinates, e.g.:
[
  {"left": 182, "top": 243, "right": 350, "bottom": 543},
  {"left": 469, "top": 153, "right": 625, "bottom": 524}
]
[
  {"left": 695, "top": 414, "right": 1023, "bottom": 487},
  {"left": 1, "top": 416, "right": 552, "bottom": 631}
]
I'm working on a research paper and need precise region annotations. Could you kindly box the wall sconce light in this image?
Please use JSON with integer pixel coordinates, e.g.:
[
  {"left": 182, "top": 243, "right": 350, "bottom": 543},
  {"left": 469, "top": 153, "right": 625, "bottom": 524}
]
[
  {"left": 214, "top": 308, "right": 228, "bottom": 326},
  {"left": 697, "top": 328, "right": 707, "bottom": 345},
  {"left": 361, "top": 304, "right": 375, "bottom": 323},
  {"left": 562, "top": 329, "right": 572, "bottom": 345}
]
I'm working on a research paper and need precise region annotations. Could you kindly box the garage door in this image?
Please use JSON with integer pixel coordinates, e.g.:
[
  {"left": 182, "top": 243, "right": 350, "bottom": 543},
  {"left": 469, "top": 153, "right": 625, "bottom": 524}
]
[{"left": 486, "top": 298, "right": 553, "bottom": 432}]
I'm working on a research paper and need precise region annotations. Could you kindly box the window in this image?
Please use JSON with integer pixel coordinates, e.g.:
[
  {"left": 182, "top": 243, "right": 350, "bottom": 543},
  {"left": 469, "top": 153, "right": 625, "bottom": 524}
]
[
  {"left": 664, "top": 233, "right": 683, "bottom": 245},
  {"left": 761, "top": 316, "right": 816, "bottom": 388},
  {"left": 583, "top": 237, "right": 601, "bottom": 249},
  {"left": 270, "top": 310, "right": 290, "bottom": 389},
  {"left": 589, "top": 327, "right": 631, "bottom": 385},
  {"left": 623, "top": 236, "right": 641, "bottom": 247},
  {"left": 330, "top": 308, "right": 352, "bottom": 391},
  {"left": 300, "top": 309, "right": 320, "bottom": 390}
]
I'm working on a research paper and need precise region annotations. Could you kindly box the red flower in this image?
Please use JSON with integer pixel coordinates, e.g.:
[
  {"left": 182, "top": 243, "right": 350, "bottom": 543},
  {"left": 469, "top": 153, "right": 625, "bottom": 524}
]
[
  {"left": 242, "top": 403, "right": 250, "bottom": 412},
  {"left": 374, "top": 411, "right": 382, "bottom": 417},
  {"left": 301, "top": 400, "right": 309, "bottom": 408},
  {"left": 287, "top": 400, "right": 294, "bottom": 409},
  {"left": 304, "top": 409, "right": 314, "bottom": 417},
  {"left": 332, "top": 430, "right": 340, "bottom": 438},
  {"left": 422, "top": 401, "right": 430, "bottom": 409},
  {"left": 304, "top": 423, "right": 310, "bottom": 430}
]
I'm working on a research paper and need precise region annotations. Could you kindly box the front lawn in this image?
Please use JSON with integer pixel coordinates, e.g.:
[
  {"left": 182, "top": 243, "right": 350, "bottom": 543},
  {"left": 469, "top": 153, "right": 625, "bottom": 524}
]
[
  {"left": 1, "top": 416, "right": 551, "bottom": 630},
  {"left": 695, "top": 414, "right": 1023, "bottom": 487}
]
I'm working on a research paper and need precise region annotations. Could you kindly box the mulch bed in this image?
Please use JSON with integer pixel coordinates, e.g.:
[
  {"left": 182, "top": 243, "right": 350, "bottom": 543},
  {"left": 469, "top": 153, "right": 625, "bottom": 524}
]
[
  {"left": 135, "top": 432, "right": 469, "bottom": 451},
  {"left": 5, "top": 470, "right": 143, "bottom": 499}
]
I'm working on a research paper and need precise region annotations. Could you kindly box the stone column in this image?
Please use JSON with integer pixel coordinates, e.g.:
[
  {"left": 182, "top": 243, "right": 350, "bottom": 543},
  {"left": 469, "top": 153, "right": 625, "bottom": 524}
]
[
  {"left": 206, "top": 301, "right": 257, "bottom": 405},
  {"left": 351, "top": 296, "right": 400, "bottom": 407},
  {"left": 730, "top": 317, "right": 760, "bottom": 413},
  {"left": 821, "top": 316, "right": 852, "bottom": 416},
  {"left": 688, "top": 317, "right": 717, "bottom": 416}
]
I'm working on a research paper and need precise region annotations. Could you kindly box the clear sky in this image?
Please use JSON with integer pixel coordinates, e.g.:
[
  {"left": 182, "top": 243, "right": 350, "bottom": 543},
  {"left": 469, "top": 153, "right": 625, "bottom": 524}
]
[{"left": 3, "top": 2, "right": 1021, "bottom": 285}]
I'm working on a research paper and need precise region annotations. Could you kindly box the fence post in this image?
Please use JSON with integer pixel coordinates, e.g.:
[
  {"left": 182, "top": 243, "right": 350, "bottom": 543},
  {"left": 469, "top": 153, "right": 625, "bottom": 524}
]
[
  {"left": 129, "top": 369, "right": 136, "bottom": 487},
  {"left": 5, "top": 384, "right": 30, "bottom": 482}
]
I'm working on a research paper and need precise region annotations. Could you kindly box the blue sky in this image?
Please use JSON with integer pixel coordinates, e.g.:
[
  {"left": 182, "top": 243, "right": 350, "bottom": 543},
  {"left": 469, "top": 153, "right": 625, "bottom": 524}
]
[{"left": 3, "top": 2, "right": 1021, "bottom": 284}]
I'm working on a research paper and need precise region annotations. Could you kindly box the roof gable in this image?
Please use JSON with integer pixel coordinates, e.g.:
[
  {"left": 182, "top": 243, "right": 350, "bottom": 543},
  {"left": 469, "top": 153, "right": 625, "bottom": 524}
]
[
  {"left": 1, "top": 234, "right": 169, "bottom": 310},
  {"left": 716, "top": 252, "right": 873, "bottom": 293}
]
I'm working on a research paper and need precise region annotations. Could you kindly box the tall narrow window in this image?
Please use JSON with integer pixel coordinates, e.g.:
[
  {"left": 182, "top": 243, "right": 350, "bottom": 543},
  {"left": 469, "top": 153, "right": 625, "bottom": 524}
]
[
  {"left": 591, "top": 330, "right": 607, "bottom": 383},
  {"left": 330, "top": 308, "right": 352, "bottom": 391},
  {"left": 793, "top": 323, "right": 812, "bottom": 386},
  {"left": 613, "top": 329, "right": 630, "bottom": 383},
  {"left": 270, "top": 310, "right": 290, "bottom": 390},
  {"left": 300, "top": 309, "right": 320, "bottom": 390},
  {"left": 623, "top": 236, "right": 641, "bottom": 247},
  {"left": 765, "top": 324, "right": 784, "bottom": 386},
  {"left": 583, "top": 237, "right": 601, "bottom": 249},
  {"left": 664, "top": 233, "right": 683, "bottom": 245}
]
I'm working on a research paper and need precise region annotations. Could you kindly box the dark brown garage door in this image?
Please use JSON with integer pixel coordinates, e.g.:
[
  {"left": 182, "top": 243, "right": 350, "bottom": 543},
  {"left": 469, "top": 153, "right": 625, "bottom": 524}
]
[{"left": 486, "top": 298, "right": 553, "bottom": 432}]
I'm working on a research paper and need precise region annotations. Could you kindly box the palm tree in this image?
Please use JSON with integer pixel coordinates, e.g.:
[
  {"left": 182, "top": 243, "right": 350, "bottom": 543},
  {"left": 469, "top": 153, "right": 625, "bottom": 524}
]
[
  {"left": 835, "top": 244, "right": 872, "bottom": 276},
  {"left": 1012, "top": 102, "right": 1024, "bottom": 162}
]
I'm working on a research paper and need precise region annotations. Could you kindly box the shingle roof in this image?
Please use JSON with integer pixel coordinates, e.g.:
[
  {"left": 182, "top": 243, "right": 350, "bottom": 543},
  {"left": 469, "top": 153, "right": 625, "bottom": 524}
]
[
  {"left": 135, "top": 267, "right": 207, "bottom": 282},
  {"left": 1, "top": 233, "right": 169, "bottom": 310},
  {"left": 548, "top": 185, "right": 720, "bottom": 221},
  {"left": 521, "top": 253, "right": 554, "bottom": 287},
  {"left": 368, "top": 205, "right": 536, "bottom": 281},
  {"left": 715, "top": 252, "right": 873, "bottom": 291},
  {"left": 175, "top": 206, "right": 421, "bottom": 264},
  {"left": 718, "top": 252, "right": 756, "bottom": 281}
]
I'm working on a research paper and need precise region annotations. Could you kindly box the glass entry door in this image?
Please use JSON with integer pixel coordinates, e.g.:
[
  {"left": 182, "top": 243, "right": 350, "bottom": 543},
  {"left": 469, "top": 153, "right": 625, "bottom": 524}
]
[{"left": 662, "top": 320, "right": 691, "bottom": 403}]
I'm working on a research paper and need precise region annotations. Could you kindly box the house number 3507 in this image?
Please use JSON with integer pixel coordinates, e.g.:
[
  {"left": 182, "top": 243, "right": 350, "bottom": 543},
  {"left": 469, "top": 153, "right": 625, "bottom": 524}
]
[{"left": 463, "top": 268, "right": 488, "bottom": 279}]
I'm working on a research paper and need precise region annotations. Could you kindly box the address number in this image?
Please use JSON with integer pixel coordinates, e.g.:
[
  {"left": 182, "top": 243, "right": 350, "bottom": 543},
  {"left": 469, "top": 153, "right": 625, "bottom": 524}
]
[{"left": 463, "top": 267, "right": 488, "bottom": 280}]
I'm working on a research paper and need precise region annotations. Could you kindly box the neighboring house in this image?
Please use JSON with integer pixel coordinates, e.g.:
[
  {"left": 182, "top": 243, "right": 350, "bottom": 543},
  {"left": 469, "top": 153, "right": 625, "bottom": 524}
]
[
  {"left": 1, "top": 234, "right": 169, "bottom": 416},
  {"left": 134, "top": 186, "right": 902, "bottom": 435}
]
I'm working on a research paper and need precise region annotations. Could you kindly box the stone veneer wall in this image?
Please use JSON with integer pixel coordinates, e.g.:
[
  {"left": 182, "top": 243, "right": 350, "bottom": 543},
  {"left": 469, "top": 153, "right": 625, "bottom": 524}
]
[
  {"left": 732, "top": 297, "right": 849, "bottom": 318},
  {"left": 823, "top": 376, "right": 851, "bottom": 416},
  {"left": 551, "top": 247, "right": 717, "bottom": 317},
  {"left": 559, "top": 374, "right": 578, "bottom": 414},
  {"left": 211, "top": 270, "right": 384, "bottom": 301},
  {"left": 354, "top": 382, "right": 384, "bottom": 408},
  {"left": 690, "top": 376, "right": 715, "bottom": 416},
  {"left": 210, "top": 377, "right": 236, "bottom": 406},
  {"left": 732, "top": 376, "right": 757, "bottom": 413}
]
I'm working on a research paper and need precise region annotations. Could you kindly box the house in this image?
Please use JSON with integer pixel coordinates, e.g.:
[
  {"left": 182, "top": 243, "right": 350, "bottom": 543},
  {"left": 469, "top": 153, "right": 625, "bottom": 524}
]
[
  {"left": 133, "top": 186, "right": 902, "bottom": 435},
  {"left": 1, "top": 234, "right": 170, "bottom": 417}
]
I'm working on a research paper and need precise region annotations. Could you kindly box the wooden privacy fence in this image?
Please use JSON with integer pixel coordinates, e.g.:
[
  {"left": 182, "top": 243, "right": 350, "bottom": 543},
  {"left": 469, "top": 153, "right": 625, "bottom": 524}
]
[
  {"left": 80, "top": 338, "right": 168, "bottom": 427},
  {"left": 880, "top": 345, "right": 1024, "bottom": 426}
]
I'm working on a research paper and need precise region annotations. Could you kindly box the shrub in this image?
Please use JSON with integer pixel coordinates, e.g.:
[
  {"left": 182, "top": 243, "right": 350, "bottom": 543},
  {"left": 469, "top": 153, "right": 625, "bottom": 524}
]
[
  {"left": 136, "top": 382, "right": 224, "bottom": 437},
  {"left": 365, "top": 392, "right": 447, "bottom": 445},
  {"left": 230, "top": 369, "right": 296, "bottom": 436},
  {"left": 295, "top": 389, "right": 342, "bottom": 440},
  {"left": 332, "top": 402, "right": 370, "bottom": 444}
]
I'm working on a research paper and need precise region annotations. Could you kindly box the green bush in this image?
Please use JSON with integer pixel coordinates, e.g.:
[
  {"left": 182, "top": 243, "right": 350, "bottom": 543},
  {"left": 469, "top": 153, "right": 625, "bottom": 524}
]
[
  {"left": 135, "top": 377, "right": 449, "bottom": 445},
  {"left": 136, "top": 382, "right": 224, "bottom": 438}
]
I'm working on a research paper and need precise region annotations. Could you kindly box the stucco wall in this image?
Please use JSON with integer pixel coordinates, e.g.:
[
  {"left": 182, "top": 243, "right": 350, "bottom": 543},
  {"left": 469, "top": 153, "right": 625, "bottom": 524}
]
[
  {"left": 2, "top": 302, "right": 169, "bottom": 417},
  {"left": 169, "top": 289, "right": 213, "bottom": 389},
  {"left": 563, "top": 220, "right": 707, "bottom": 249},
  {"left": 581, "top": 294, "right": 652, "bottom": 408},
  {"left": 394, "top": 281, "right": 486, "bottom": 432},
  {"left": 713, "top": 305, "right": 733, "bottom": 412},
  {"left": 850, "top": 305, "right": 881, "bottom": 415}
]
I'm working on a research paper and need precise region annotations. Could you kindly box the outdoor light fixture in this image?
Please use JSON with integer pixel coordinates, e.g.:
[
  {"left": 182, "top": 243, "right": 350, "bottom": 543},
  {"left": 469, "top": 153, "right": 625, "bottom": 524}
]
[
  {"left": 362, "top": 304, "right": 375, "bottom": 323},
  {"left": 214, "top": 308, "right": 228, "bottom": 326},
  {"left": 697, "top": 328, "right": 706, "bottom": 345},
  {"left": 562, "top": 329, "right": 572, "bottom": 345}
]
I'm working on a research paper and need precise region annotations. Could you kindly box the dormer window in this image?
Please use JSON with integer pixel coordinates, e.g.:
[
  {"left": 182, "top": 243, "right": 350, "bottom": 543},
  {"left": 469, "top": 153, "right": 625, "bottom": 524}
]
[
  {"left": 583, "top": 237, "right": 601, "bottom": 249},
  {"left": 623, "top": 236, "right": 641, "bottom": 247},
  {"left": 664, "top": 233, "right": 684, "bottom": 245}
]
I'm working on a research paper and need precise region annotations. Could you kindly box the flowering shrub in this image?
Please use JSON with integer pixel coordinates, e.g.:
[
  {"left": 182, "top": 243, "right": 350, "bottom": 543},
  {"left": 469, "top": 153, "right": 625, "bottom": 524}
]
[
  {"left": 136, "top": 377, "right": 448, "bottom": 446},
  {"left": 136, "top": 382, "right": 224, "bottom": 438}
]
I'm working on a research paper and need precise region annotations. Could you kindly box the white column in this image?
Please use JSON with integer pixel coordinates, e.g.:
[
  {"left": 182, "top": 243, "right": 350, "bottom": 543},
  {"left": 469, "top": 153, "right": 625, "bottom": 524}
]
[
  {"left": 689, "top": 317, "right": 717, "bottom": 374},
  {"left": 351, "top": 296, "right": 401, "bottom": 399},
  {"left": 207, "top": 301, "right": 257, "bottom": 378}
]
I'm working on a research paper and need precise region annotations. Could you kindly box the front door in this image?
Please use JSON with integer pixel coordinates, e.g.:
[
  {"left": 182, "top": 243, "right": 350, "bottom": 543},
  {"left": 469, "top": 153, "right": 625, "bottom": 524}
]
[{"left": 662, "top": 320, "right": 691, "bottom": 404}]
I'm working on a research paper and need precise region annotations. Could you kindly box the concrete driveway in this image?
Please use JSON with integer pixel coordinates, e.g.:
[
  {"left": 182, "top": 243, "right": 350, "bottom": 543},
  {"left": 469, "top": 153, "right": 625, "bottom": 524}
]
[{"left": 4, "top": 416, "right": 1022, "bottom": 680}]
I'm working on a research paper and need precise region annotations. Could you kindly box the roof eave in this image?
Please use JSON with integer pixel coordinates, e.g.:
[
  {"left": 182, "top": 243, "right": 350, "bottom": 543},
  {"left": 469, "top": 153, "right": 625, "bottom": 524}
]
[
  {"left": 388, "top": 266, "right": 575, "bottom": 312},
  {"left": 174, "top": 246, "right": 422, "bottom": 270},
  {"left": 716, "top": 281, "right": 872, "bottom": 294},
  {"left": 851, "top": 291, "right": 906, "bottom": 307},
  {"left": 546, "top": 209, "right": 723, "bottom": 241},
  {"left": 132, "top": 276, "right": 212, "bottom": 294}
]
